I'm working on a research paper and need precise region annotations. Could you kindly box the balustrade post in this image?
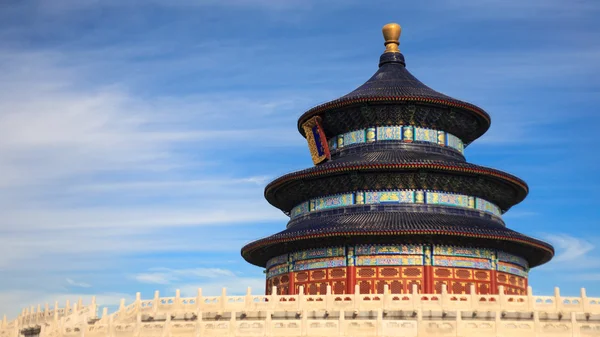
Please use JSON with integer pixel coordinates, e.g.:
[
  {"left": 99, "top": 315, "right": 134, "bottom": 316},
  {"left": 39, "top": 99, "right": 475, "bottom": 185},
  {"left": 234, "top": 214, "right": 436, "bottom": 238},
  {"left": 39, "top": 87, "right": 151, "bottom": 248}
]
[
  {"left": 571, "top": 311, "right": 577, "bottom": 337},
  {"left": 441, "top": 284, "right": 448, "bottom": 308},
  {"left": 326, "top": 285, "right": 332, "bottom": 311},
  {"left": 229, "top": 307, "right": 236, "bottom": 337},
  {"left": 339, "top": 309, "right": 345, "bottom": 337},
  {"left": 262, "top": 310, "right": 271, "bottom": 337},
  {"left": 456, "top": 306, "right": 462, "bottom": 334},
  {"left": 164, "top": 309, "right": 171, "bottom": 337},
  {"left": 196, "top": 288, "right": 203, "bottom": 313},
  {"left": 301, "top": 310, "right": 307, "bottom": 337},
  {"left": 581, "top": 288, "right": 589, "bottom": 313},
  {"left": 354, "top": 284, "right": 360, "bottom": 304},
  {"left": 469, "top": 284, "right": 477, "bottom": 311},
  {"left": 78, "top": 297, "right": 83, "bottom": 309},
  {"left": 2, "top": 314, "right": 6, "bottom": 329},
  {"left": 245, "top": 287, "right": 252, "bottom": 311},
  {"left": 194, "top": 310, "right": 202, "bottom": 337},
  {"left": 298, "top": 286, "right": 305, "bottom": 309},
  {"left": 153, "top": 291, "right": 160, "bottom": 316},
  {"left": 494, "top": 308, "right": 501, "bottom": 336},
  {"left": 135, "top": 310, "right": 141, "bottom": 337},
  {"left": 221, "top": 288, "right": 227, "bottom": 311},
  {"left": 270, "top": 286, "right": 277, "bottom": 306},
  {"left": 498, "top": 285, "right": 505, "bottom": 308},
  {"left": 383, "top": 284, "right": 390, "bottom": 307},
  {"left": 376, "top": 308, "right": 383, "bottom": 335},
  {"left": 412, "top": 284, "right": 418, "bottom": 311},
  {"left": 554, "top": 287, "right": 561, "bottom": 311},
  {"left": 135, "top": 292, "right": 141, "bottom": 311},
  {"left": 119, "top": 299, "right": 125, "bottom": 311},
  {"left": 53, "top": 302, "right": 59, "bottom": 323},
  {"left": 108, "top": 309, "right": 114, "bottom": 337},
  {"left": 175, "top": 289, "right": 181, "bottom": 311},
  {"left": 527, "top": 286, "right": 534, "bottom": 311}
]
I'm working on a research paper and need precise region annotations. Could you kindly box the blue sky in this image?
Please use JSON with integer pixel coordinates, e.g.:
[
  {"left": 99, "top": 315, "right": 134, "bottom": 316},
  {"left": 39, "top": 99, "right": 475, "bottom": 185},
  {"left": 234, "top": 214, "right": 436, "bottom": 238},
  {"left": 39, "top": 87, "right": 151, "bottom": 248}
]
[{"left": 0, "top": 0, "right": 599, "bottom": 318}]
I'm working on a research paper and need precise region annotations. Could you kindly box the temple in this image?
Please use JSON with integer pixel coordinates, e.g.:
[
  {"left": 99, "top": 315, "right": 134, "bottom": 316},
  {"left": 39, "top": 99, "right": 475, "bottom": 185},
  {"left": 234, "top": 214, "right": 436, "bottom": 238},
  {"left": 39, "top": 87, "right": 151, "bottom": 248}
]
[{"left": 241, "top": 23, "right": 554, "bottom": 296}]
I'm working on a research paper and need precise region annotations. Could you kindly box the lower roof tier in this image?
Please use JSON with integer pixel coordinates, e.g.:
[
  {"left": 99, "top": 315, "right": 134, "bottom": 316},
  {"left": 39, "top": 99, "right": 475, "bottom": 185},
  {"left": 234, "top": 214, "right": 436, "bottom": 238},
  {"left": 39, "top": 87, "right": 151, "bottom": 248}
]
[
  {"left": 265, "top": 151, "right": 528, "bottom": 213},
  {"left": 241, "top": 209, "right": 554, "bottom": 268}
]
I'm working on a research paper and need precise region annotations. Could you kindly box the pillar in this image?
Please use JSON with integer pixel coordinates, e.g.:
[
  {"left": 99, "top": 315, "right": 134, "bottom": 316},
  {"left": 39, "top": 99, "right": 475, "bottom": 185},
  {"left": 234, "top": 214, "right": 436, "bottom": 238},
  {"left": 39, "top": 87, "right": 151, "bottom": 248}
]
[
  {"left": 288, "top": 254, "right": 295, "bottom": 295},
  {"left": 490, "top": 251, "right": 497, "bottom": 294},
  {"left": 288, "top": 271, "right": 295, "bottom": 295},
  {"left": 346, "top": 246, "right": 356, "bottom": 294},
  {"left": 424, "top": 245, "right": 433, "bottom": 293}
]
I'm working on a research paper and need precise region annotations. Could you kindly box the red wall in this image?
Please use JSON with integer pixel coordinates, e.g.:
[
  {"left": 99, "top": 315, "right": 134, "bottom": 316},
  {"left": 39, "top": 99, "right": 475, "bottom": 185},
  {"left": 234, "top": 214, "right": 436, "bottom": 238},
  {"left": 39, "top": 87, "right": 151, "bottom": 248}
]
[{"left": 267, "top": 266, "right": 527, "bottom": 295}]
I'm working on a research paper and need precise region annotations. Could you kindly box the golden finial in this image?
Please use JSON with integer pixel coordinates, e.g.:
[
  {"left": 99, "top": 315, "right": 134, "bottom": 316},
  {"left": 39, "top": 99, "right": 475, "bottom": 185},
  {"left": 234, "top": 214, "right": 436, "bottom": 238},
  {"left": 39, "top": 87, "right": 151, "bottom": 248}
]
[{"left": 382, "top": 23, "right": 402, "bottom": 53}]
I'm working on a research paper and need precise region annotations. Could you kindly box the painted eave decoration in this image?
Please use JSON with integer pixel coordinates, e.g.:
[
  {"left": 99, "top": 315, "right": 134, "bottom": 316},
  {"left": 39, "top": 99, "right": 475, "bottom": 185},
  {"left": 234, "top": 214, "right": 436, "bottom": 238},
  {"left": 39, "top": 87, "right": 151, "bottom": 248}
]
[{"left": 302, "top": 116, "right": 330, "bottom": 165}]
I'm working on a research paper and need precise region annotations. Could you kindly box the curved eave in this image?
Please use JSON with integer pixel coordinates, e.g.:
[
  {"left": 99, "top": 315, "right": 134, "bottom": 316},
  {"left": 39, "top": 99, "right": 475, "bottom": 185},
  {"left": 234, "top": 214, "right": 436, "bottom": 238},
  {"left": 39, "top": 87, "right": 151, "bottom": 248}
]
[
  {"left": 242, "top": 229, "right": 554, "bottom": 269},
  {"left": 264, "top": 161, "right": 529, "bottom": 212},
  {"left": 296, "top": 96, "right": 491, "bottom": 144}
]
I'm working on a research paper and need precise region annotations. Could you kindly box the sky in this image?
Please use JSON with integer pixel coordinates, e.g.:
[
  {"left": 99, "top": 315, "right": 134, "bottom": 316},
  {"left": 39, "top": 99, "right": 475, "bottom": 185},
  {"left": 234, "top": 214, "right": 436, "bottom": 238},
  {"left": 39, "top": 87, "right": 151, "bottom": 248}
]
[{"left": 0, "top": 0, "right": 599, "bottom": 318}]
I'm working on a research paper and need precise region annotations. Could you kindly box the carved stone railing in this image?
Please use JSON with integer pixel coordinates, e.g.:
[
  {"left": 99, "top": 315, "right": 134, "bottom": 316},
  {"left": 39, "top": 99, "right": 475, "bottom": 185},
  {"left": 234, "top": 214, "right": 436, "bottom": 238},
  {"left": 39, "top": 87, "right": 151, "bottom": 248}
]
[{"left": 2, "top": 285, "right": 600, "bottom": 337}]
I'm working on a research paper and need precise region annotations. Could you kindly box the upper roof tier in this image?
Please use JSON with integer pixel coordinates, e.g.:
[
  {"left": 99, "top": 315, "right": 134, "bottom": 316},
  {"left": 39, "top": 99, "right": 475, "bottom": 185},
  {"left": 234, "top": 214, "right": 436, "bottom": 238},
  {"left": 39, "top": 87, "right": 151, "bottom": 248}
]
[{"left": 297, "top": 23, "right": 491, "bottom": 147}]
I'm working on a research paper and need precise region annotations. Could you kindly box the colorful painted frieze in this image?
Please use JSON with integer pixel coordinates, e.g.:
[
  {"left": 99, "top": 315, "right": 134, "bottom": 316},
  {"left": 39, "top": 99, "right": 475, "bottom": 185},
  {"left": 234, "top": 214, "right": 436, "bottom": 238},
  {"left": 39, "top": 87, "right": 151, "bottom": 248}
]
[
  {"left": 475, "top": 198, "right": 502, "bottom": 216},
  {"left": 446, "top": 134, "right": 464, "bottom": 153},
  {"left": 414, "top": 127, "right": 438, "bottom": 143},
  {"left": 364, "top": 191, "right": 414, "bottom": 204},
  {"left": 356, "top": 254, "right": 423, "bottom": 266},
  {"left": 291, "top": 247, "right": 345, "bottom": 261},
  {"left": 329, "top": 126, "right": 464, "bottom": 153},
  {"left": 402, "top": 126, "right": 415, "bottom": 141},
  {"left": 497, "top": 251, "right": 529, "bottom": 269},
  {"left": 377, "top": 126, "right": 402, "bottom": 141},
  {"left": 343, "top": 129, "right": 365, "bottom": 146},
  {"left": 337, "top": 135, "right": 344, "bottom": 149},
  {"left": 498, "top": 262, "right": 528, "bottom": 277},
  {"left": 355, "top": 191, "right": 365, "bottom": 204},
  {"left": 327, "top": 137, "right": 337, "bottom": 151},
  {"left": 267, "top": 264, "right": 289, "bottom": 278},
  {"left": 426, "top": 192, "right": 470, "bottom": 208},
  {"left": 267, "top": 254, "right": 289, "bottom": 269},
  {"left": 312, "top": 193, "right": 353, "bottom": 211},
  {"left": 294, "top": 257, "right": 346, "bottom": 271},
  {"left": 356, "top": 244, "right": 424, "bottom": 256},
  {"left": 433, "top": 246, "right": 494, "bottom": 259},
  {"left": 437, "top": 131, "right": 446, "bottom": 146},
  {"left": 290, "top": 201, "right": 310, "bottom": 219},
  {"left": 415, "top": 190, "right": 425, "bottom": 203},
  {"left": 366, "top": 127, "right": 376, "bottom": 142},
  {"left": 433, "top": 256, "right": 492, "bottom": 270},
  {"left": 291, "top": 190, "right": 501, "bottom": 218}
]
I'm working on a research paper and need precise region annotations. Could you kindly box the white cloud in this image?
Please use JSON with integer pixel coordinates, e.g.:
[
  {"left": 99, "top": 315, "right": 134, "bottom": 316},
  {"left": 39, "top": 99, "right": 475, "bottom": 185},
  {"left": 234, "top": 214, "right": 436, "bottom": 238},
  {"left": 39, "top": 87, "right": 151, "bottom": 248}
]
[
  {"left": 536, "top": 234, "right": 600, "bottom": 272},
  {"left": 66, "top": 278, "right": 92, "bottom": 288},
  {"left": 133, "top": 267, "right": 238, "bottom": 285},
  {"left": 544, "top": 234, "right": 595, "bottom": 263}
]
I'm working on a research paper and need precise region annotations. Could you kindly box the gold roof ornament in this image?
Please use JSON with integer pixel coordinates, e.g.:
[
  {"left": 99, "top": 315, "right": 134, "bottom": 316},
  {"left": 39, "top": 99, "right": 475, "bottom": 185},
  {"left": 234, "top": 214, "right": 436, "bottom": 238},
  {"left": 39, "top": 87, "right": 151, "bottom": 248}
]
[{"left": 382, "top": 23, "right": 401, "bottom": 53}]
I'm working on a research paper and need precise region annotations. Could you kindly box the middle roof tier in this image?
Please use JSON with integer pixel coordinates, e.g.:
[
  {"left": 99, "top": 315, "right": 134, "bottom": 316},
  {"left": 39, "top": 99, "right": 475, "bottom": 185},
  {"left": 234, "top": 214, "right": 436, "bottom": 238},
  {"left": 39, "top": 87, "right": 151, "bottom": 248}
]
[{"left": 265, "top": 151, "right": 528, "bottom": 214}]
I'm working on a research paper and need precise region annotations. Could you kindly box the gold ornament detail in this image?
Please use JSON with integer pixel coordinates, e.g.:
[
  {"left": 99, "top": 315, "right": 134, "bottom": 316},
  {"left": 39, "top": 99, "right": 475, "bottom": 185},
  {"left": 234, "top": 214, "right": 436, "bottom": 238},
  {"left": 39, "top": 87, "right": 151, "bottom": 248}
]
[{"left": 382, "top": 23, "right": 402, "bottom": 53}]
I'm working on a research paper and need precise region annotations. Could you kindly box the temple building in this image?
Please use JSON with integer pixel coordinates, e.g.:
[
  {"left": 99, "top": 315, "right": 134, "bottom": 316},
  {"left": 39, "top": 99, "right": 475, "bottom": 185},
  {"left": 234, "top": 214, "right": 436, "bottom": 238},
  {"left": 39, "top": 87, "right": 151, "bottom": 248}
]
[{"left": 241, "top": 23, "right": 554, "bottom": 296}]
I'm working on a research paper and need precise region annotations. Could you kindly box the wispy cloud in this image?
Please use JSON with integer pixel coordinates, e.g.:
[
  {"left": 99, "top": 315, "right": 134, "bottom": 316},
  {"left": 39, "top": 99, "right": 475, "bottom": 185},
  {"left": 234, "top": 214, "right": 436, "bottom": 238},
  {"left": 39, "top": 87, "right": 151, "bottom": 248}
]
[
  {"left": 537, "top": 234, "right": 599, "bottom": 271},
  {"left": 133, "top": 267, "right": 237, "bottom": 285},
  {"left": 65, "top": 279, "right": 92, "bottom": 288}
]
